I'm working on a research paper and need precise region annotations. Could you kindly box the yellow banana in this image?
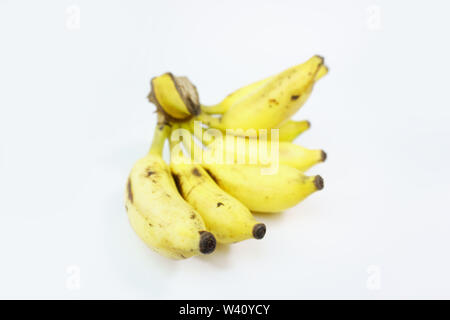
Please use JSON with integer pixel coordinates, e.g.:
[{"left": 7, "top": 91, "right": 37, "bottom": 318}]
[
  {"left": 182, "top": 121, "right": 326, "bottom": 171},
  {"left": 148, "top": 73, "right": 200, "bottom": 120},
  {"left": 201, "top": 76, "right": 275, "bottom": 114},
  {"left": 179, "top": 128, "right": 324, "bottom": 213},
  {"left": 196, "top": 55, "right": 325, "bottom": 133},
  {"left": 277, "top": 120, "right": 311, "bottom": 142},
  {"left": 125, "top": 121, "right": 216, "bottom": 259},
  {"left": 202, "top": 62, "right": 328, "bottom": 115},
  {"left": 202, "top": 163, "right": 324, "bottom": 213},
  {"left": 277, "top": 142, "right": 326, "bottom": 171},
  {"left": 186, "top": 117, "right": 310, "bottom": 141},
  {"left": 169, "top": 128, "right": 266, "bottom": 243}
]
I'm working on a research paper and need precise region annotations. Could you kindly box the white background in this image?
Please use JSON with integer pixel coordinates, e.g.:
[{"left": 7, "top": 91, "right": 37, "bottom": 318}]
[{"left": 0, "top": 0, "right": 449, "bottom": 299}]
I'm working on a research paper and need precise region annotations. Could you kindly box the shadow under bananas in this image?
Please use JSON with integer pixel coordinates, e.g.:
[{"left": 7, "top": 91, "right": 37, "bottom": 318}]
[
  {"left": 251, "top": 211, "right": 288, "bottom": 232},
  {"left": 195, "top": 243, "right": 233, "bottom": 268}
]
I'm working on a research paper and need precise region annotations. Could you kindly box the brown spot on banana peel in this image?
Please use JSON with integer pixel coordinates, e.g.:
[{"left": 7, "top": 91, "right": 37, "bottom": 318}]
[
  {"left": 291, "top": 95, "right": 300, "bottom": 100},
  {"left": 269, "top": 98, "right": 279, "bottom": 105},
  {"left": 216, "top": 202, "right": 224, "bottom": 207},
  {"left": 191, "top": 168, "right": 201, "bottom": 177},
  {"left": 253, "top": 223, "right": 266, "bottom": 240},
  {"left": 313, "top": 175, "right": 324, "bottom": 190},
  {"left": 199, "top": 231, "right": 216, "bottom": 254},
  {"left": 127, "top": 178, "right": 133, "bottom": 203}
]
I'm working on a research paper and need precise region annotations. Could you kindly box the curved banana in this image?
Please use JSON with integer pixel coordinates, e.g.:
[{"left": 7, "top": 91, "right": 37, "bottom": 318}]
[
  {"left": 202, "top": 163, "right": 324, "bottom": 213},
  {"left": 277, "top": 120, "right": 311, "bottom": 142},
  {"left": 202, "top": 62, "right": 328, "bottom": 115},
  {"left": 169, "top": 130, "right": 266, "bottom": 243},
  {"left": 179, "top": 128, "right": 324, "bottom": 213},
  {"left": 148, "top": 73, "right": 200, "bottom": 120},
  {"left": 125, "top": 122, "right": 216, "bottom": 259},
  {"left": 201, "top": 76, "right": 275, "bottom": 114},
  {"left": 196, "top": 55, "right": 325, "bottom": 133},
  {"left": 277, "top": 142, "right": 326, "bottom": 171}
]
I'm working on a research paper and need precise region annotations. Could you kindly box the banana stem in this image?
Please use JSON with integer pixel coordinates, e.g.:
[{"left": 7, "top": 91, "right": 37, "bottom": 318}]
[
  {"left": 180, "top": 119, "right": 210, "bottom": 146},
  {"left": 194, "top": 112, "right": 224, "bottom": 131},
  {"left": 177, "top": 124, "right": 204, "bottom": 162},
  {"left": 200, "top": 104, "right": 227, "bottom": 115},
  {"left": 185, "top": 117, "right": 221, "bottom": 147},
  {"left": 148, "top": 121, "right": 170, "bottom": 156},
  {"left": 168, "top": 123, "right": 184, "bottom": 163}
]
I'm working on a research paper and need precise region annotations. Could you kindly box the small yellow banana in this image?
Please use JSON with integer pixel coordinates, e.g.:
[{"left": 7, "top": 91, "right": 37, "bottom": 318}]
[
  {"left": 169, "top": 130, "right": 266, "bottom": 243},
  {"left": 202, "top": 163, "right": 324, "bottom": 213},
  {"left": 196, "top": 56, "right": 325, "bottom": 134},
  {"left": 202, "top": 62, "right": 328, "bottom": 115},
  {"left": 201, "top": 76, "right": 275, "bottom": 114},
  {"left": 277, "top": 120, "right": 311, "bottom": 142},
  {"left": 148, "top": 73, "right": 200, "bottom": 120},
  {"left": 125, "top": 121, "right": 216, "bottom": 259},
  {"left": 179, "top": 127, "right": 324, "bottom": 213},
  {"left": 277, "top": 142, "right": 326, "bottom": 171}
]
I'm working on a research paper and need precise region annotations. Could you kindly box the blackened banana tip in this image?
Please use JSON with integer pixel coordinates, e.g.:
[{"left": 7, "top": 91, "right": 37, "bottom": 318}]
[
  {"left": 314, "top": 175, "right": 324, "bottom": 190},
  {"left": 253, "top": 223, "right": 266, "bottom": 240},
  {"left": 320, "top": 150, "right": 327, "bottom": 162},
  {"left": 199, "top": 231, "right": 216, "bottom": 254},
  {"left": 315, "top": 54, "right": 325, "bottom": 63},
  {"left": 306, "top": 120, "right": 311, "bottom": 128}
]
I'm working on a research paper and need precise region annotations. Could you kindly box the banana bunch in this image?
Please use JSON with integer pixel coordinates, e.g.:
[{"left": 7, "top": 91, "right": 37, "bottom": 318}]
[{"left": 126, "top": 55, "right": 328, "bottom": 259}]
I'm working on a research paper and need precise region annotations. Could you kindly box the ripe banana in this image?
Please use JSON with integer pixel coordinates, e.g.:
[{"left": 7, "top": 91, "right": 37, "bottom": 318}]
[
  {"left": 196, "top": 55, "right": 325, "bottom": 133},
  {"left": 277, "top": 120, "right": 311, "bottom": 142},
  {"left": 201, "top": 76, "right": 275, "bottom": 114},
  {"left": 148, "top": 73, "right": 200, "bottom": 120},
  {"left": 125, "top": 122, "right": 216, "bottom": 259},
  {"left": 202, "top": 62, "right": 328, "bottom": 115},
  {"left": 202, "top": 163, "right": 324, "bottom": 213},
  {"left": 178, "top": 127, "right": 324, "bottom": 213},
  {"left": 169, "top": 130, "right": 266, "bottom": 243}
]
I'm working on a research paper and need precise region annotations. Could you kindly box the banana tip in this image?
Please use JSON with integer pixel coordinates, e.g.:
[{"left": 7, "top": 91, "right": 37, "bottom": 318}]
[
  {"left": 314, "top": 54, "right": 325, "bottom": 63},
  {"left": 306, "top": 120, "right": 311, "bottom": 128},
  {"left": 199, "top": 231, "right": 216, "bottom": 254},
  {"left": 320, "top": 150, "right": 327, "bottom": 162},
  {"left": 253, "top": 223, "right": 266, "bottom": 240},
  {"left": 314, "top": 175, "right": 324, "bottom": 190}
]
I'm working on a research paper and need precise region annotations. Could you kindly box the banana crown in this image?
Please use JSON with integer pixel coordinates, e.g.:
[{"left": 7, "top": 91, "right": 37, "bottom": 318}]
[{"left": 149, "top": 73, "right": 200, "bottom": 120}]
